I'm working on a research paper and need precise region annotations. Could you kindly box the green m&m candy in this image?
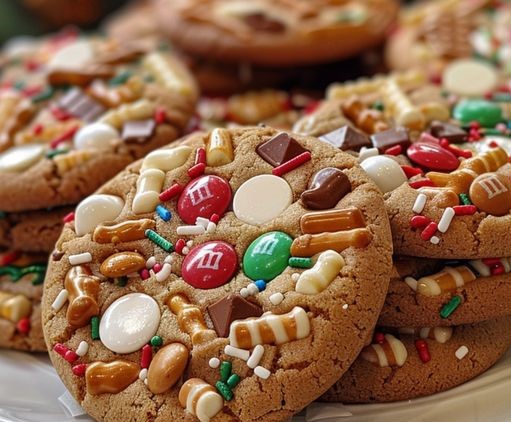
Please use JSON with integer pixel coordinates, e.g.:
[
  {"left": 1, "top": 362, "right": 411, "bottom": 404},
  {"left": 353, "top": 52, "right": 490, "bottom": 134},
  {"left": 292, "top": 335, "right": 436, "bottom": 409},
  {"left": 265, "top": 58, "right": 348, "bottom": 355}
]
[
  {"left": 453, "top": 99, "right": 503, "bottom": 128},
  {"left": 243, "top": 231, "right": 292, "bottom": 281}
]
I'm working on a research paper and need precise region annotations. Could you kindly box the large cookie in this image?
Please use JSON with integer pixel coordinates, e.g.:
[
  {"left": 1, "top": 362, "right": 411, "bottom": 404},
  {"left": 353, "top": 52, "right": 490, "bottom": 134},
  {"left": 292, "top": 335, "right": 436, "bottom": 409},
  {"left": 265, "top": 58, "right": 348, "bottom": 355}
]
[
  {"left": 155, "top": 0, "right": 398, "bottom": 66},
  {"left": 379, "top": 256, "right": 511, "bottom": 327},
  {"left": 322, "top": 317, "right": 511, "bottom": 403},
  {"left": 0, "top": 250, "right": 47, "bottom": 351},
  {"left": 0, "top": 36, "right": 198, "bottom": 212},
  {"left": 42, "top": 127, "right": 392, "bottom": 422}
]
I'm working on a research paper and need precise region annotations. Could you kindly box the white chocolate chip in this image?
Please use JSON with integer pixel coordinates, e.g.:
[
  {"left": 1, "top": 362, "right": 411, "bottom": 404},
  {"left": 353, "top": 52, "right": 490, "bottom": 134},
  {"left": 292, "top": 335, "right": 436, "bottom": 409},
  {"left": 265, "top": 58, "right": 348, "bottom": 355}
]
[
  {"left": 146, "top": 256, "right": 156, "bottom": 269},
  {"left": 139, "top": 368, "right": 148, "bottom": 381},
  {"left": 224, "top": 345, "right": 250, "bottom": 361},
  {"left": 76, "top": 341, "right": 89, "bottom": 357},
  {"left": 342, "top": 303, "right": 349, "bottom": 310},
  {"left": 269, "top": 292, "right": 284, "bottom": 305},
  {"left": 247, "top": 345, "right": 264, "bottom": 369},
  {"left": 68, "top": 252, "right": 92, "bottom": 266},
  {"left": 208, "top": 357, "right": 220, "bottom": 369},
  {"left": 240, "top": 288, "right": 249, "bottom": 298},
  {"left": 254, "top": 366, "right": 271, "bottom": 380},
  {"left": 404, "top": 276, "right": 418, "bottom": 291},
  {"left": 455, "top": 345, "right": 469, "bottom": 360},
  {"left": 430, "top": 236, "right": 440, "bottom": 245}
]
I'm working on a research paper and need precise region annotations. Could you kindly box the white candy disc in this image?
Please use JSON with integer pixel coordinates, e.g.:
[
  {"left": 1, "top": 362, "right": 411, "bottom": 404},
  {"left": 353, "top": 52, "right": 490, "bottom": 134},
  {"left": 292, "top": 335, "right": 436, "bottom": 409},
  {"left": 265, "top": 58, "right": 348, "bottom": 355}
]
[
  {"left": 47, "top": 39, "right": 93, "bottom": 71},
  {"left": 443, "top": 59, "right": 498, "bottom": 97},
  {"left": 233, "top": 174, "right": 292, "bottom": 225},
  {"left": 360, "top": 155, "right": 407, "bottom": 193},
  {"left": 74, "top": 123, "right": 118, "bottom": 150},
  {"left": 99, "top": 293, "right": 160, "bottom": 354},
  {"left": 74, "top": 194, "right": 124, "bottom": 236},
  {"left": 0, "top": 144, "right": 45, "bottom": 173}
]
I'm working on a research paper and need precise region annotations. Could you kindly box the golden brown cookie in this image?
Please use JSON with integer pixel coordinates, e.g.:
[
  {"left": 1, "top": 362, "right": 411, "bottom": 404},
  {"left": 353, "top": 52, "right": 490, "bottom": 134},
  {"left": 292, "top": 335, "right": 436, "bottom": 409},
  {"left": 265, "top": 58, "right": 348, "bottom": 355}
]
[
  {"left": 322, "top": 317, "right": 511, "bottom": 403},
  {"left": 42, "top": 126, "right": 392, "bottom": 422}
]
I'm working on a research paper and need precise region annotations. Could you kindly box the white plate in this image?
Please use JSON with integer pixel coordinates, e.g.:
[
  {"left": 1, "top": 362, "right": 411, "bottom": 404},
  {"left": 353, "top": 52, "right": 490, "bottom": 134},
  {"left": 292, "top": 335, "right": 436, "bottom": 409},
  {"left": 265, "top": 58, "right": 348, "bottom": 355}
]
[{"left": 1, "top": 349, "right": 511, "bottom": 422}]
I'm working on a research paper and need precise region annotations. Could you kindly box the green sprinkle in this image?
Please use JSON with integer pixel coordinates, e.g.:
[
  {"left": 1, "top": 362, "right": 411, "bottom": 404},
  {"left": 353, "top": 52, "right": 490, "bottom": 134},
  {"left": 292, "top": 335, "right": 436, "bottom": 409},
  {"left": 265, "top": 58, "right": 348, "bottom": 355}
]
[
  {"left": 288, "top": 257, "right": 313, "bottom": 269},
  {"left": 13, "top": 81, "right": 25, "bottom": 91},
  {"left": 372, "top": 100, "right": 384, "bottom": 111},
  {"left": 32, "top": 272, "right": 45, "bottom": 285},
  {"left": 150, "top": 335, "right": 163, "bottom": 347},
  {"left": 0, "top": 266, "right": 22, "bottom": 281},
  {"left": 145, "top": 229, "right": 173, "bottom": 252},
  {"left": 440, "top": 295, "right": 462, "bottom": 318},
  {"left": 215, "top": 381, "right": 233, "bottom": 401},
  {"left": 31, "top": 86, "right": 54, "bottom": 103},
  {"left": 116, "top": 276, "right": 128, "bottom": 287},
  {"left": 0, "top": 211, "right": 5, "bottom": 219},
  {"left": 19, "top": 264, "right": 46, "bottom": 276},
  {"left": 226, "top": 373, "right": 240, "bottom": 389},
  {"left": 91, "top": 316, "right": 100, "bottom": 340},
  {"left": 46, "top": 148, "right": 69, "bottom": 159},
  {"left": 220, "top": 361, "right": 232, "bottom": 382},
  {"left": 459, "top": 193, "right": 472, "bottom": 205},
  {"left": 108, "top": 70, "right": 133, "bottom": 86}
]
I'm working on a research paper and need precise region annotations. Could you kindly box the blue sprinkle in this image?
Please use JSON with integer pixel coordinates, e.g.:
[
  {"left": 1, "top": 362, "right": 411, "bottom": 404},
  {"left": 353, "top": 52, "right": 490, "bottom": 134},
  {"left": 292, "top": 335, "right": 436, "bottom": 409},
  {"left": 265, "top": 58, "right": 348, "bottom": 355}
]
[
  {"left": 156, "top": 205, "right": 172, "bottom": 222},
  {"left": 254, "top": 279, "right": 266, "bottom": 292}
]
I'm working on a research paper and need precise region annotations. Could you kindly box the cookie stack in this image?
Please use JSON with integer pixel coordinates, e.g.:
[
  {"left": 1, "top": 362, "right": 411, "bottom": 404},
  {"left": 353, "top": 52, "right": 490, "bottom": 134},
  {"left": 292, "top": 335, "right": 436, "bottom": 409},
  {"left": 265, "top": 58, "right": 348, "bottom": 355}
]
[
  {"left": 293, "top": 58, "right": 511, "bottom": 402},
  {"left": 0, "top": 31, "right": 198, "bottom": 351}
]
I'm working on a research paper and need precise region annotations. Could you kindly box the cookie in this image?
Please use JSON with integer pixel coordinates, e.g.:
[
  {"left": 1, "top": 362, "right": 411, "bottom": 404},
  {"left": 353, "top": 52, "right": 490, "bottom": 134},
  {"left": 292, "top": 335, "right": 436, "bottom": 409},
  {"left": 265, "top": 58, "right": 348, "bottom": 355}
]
[
  {"left": 293, "top": 69, "right": 511, "bottom": 259},
  {"left": 322, "top": 317, "right": 511, "bottom": 403},
  {"left": 0, "top": 207, "right": 73, "bottom": 253},
  {"left": 42, "top": 126, "right": 392, "bottom": 422},
  {"left": 0, "top": 250, "right": 47, "bottom": 351},
  {"left": 379, "top": 256, "right": 511, "bottom": 327},
  {"left": 0, "top": 36, "right": 198, "bottom": 212},
  {"left": 155, "top": 0, "right": 398, "bottom": 67}
]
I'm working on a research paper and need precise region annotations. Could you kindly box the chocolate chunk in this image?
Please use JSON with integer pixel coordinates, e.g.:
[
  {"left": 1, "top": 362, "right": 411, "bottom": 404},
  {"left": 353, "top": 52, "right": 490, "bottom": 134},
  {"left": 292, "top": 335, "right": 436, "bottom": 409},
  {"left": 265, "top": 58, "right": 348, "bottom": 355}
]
[
  {"left": 370, "top": 127, "right": 410, "bottom": 153},
  {"left": 318, "top": 125, "right": 371, "bottom": 151},
  {"left": 243, "top": 13, "right": 286, "bottom": 32},
  {"left": 301, "top": 167, "right": 351, "bottom": 210},
  {"left": 429, "top": 121, "right": 468, "bottom": 143},
  {"left": 52, "top": 250, "right": 65, "bottom": 261},
  {"left": 121, "top": 119, "right": 156, "bottom": 144},
  {"left": 256, "top": 132, "right": 308, "bottom": 166},
  {"left": 207, "top": 294, "right": 263, "bottom": 338},
  {"left": 48, "top": 65, "right": 115, "bottom": 87},
  {"left": 57, "top": 87, "right": 106, "bottom": 122}
]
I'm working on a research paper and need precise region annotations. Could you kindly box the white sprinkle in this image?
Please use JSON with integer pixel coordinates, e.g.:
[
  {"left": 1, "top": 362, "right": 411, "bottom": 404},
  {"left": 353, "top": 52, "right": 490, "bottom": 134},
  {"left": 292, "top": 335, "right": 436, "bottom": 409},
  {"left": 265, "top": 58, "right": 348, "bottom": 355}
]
[
  {"left": 146, "top": 256, "right": 156, "bottom": 269},
  {"left": 438, "top": 207, "right": 455, "bottom": 233},
  {"left": 455, "top": 345, "right": 469, "bottom": 360},
  {"left": 247, "top": 284, "right": 259, "bottom": 295},
  {"left": 186, "top": 240, "right": 194, "bottom": 248},
  {"left": 342, "top": 303, "right": 349, "bottom": 310},
  {"left": 225, "top": 345, "right": 250, "bottom": 361},
  {"left": 76, "top": 341, "right": 89, "bottom": 357},
  {"left": 164, "top": 255, "right": 173, "bottom": 264},
  {"left": 68, "top": 252, "right": 92, "bottom": 266},
  {"left": 358, "top": 147, "right": 379, "bottom": 163},
  {"left": 139, "top": 368, "right": 148, "bottom": 381},
  {"left": 206, "top": 221, "right": 217, "bottom": 233},
  {"left": 269, "top": 292, "right": 284, "bottom": 305},
  {"left": 51, "top": 289, "right": 69, "bottom": 311},
  {"left": 254, "top": 366, "right": 271, "bottom": 379},
  {"left": 412, "top": 193, "right": 427, "bottom": 214},
  {"left": 177, "top": 225, "right": 205, "bottom": 236},
  {"left": 182, "top": 247, "right": 190, "bottom": 255},
  {"left": 209, "top": 357, "right": 220, "bottom": 369},
  {"left": 144, "top": 378, "right": 148, "bottom": 385},
  {"left": 240, "top": 288, "right": 249, "bottom": 298},
  {"left": 155, "top": 262, "right": 172, "bottom": 282},
  {"left": 404, "top": 276, "right": 418, "bottom": 291},
  {"left": 430, "top": 236, "right": 440, "bottom": 245},
  {"left": 247, "top": 345, "right": 264, "bottom": 369},
  {"left": 196, "top": 217, "right": 210, "bottom": 228},
  {"left": 291, "top": 273, "right": 299, "bottom": 282}
]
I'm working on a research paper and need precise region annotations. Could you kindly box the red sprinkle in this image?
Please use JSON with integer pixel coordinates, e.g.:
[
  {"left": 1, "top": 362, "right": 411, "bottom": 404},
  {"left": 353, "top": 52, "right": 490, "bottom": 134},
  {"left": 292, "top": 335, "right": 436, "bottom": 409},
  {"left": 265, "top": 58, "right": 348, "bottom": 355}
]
[
  {"left": 374, "top": 332, "right": 386, "bottom": 344},
  {"left": 482, "top": 258, "right": 502, "bottom": 266},
  {"left": 16, "top": 318, "right": 30, "bottom": 335},
  {"left": 175, "top": 239, "right": 186, "bottom": 255},
  {"left": 421, "top": 222, "right": 438, "bottom": 241},
  {"left": 140, "top": 268, "right": 150, "bottom": 280},
  {"left": 24, "top": 59, "right": 40, "bottom": 72},
  {"left": 384, "top": 145, "right": 402, "bottom": 156},
  {"left": 469, "top": 121, "right": 481, "bottom": 130},
  {"left": 23, "top": 85, "right": 43, "bottom": 98},
  {"left": 72, "top": 364, "right": 87, "bottom": 377},
  {"left": 140, "top": 344, "right": 152, "bottom": 369},
  {"left": 33, "top": 123, "right": 44, "bottom": 135},
  {"left": 415, "top": 339, "right": 431, "bottom": 363},
  {"left": 0, "top": 251, "right": 20, "bottom": 266},
  {"left": 272, "top": 151, "right": 311, "bottom": 177},
  {"left": 401, "top": 165, "right": 423, "bottom": 178},
  {"left": 210, "top": 213, "right": 220, "bottom": 224},
  {"left": 154, "top": 107, "right": 166, "bottom": 124},
  {"left": 159, "top": 183, "right": 184, "bottom": 202},
  {"left": 410, "top": 215, "right": 432, "bottom": 229},
  {"left": 195, "top": 147, "right": 206, "bottom": 165},
  {"left": 453, "top": 205, "right": 477, "bottom": 215},
  {"left": 49, "top": 125, "right": 79, "bottom": 149},
  {"left": 53, "top": 343, "right": 69, "bottom": 357},
  {"left": 152, "top": 263, "right": 162, "bottom": 273},
  {"left": 304, "top": 100, "right": 321, "bottom": 115},
  {"left": 50, "top": 106, "right": 72, "bottom": 121},
  {"left": 62, "top": 211, "right": 75, "bottom": 223},
  {"left": 187, "top": 162, "right": 206, "bottom": 179},
  {"left": 64, "top": 350, "right": 79, "bottom": 363},
  {"left": 491, "top": 263, "right": 505, "bottom": 276},
  {"left": 488, "top": 140, "right": 499, "bottom": 148},
  {"left": 439, "top": 138, "right": 472, "bottom": 159},
  {"left": 409, "top": 179, "right": 434, "bottom": 189}
]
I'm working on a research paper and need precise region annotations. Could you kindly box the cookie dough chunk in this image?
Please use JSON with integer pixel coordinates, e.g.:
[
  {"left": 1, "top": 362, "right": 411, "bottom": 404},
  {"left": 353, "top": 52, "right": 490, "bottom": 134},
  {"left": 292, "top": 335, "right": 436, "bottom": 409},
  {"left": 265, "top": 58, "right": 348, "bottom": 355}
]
[{"left": 42, "top": 126, "right": 392, "bottom": 422}]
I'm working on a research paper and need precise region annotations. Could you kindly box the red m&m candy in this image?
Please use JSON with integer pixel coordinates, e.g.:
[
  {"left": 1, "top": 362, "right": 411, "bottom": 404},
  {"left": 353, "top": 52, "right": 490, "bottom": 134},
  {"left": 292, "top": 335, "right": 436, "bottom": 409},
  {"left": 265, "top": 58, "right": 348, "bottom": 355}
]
[{"left": 407, "top": 142, "right": 459, "bottom": 171}]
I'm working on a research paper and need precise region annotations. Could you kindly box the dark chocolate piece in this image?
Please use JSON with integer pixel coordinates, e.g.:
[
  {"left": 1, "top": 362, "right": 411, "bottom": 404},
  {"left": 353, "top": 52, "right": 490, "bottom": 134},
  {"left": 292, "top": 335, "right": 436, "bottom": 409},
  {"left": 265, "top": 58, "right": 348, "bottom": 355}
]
[
  {"left": 256, "top": 132, "right": 308, "bottom": 166},
  {"left": 121, "top": 119, "right": 156, "bottom": 144},
  {"left": 57, "top": 87, "right": 105, "bottom": 122},
  {"left": 429, "top": 121, "right": 468, "bottom": 143},
  {"left": 370, "top": 127, "right": 410, "bottom": 153},
  {"left": 318, "top": 125, "right": 371, "bottom": 151},
  {"left": 301, "top": 167, "right": 351, "bottom": 210},
  {"left": 207, "top": 294, "right": 263, "bottom": 338},
  {"left": 243, "top": 13, "right": 286, "bottom": 32}
]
